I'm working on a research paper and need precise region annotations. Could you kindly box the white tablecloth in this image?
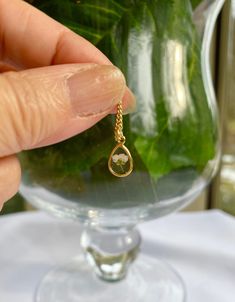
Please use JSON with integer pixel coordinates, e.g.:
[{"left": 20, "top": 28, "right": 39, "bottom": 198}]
[{"left": 0, "top": 210, "right": 234, "bottom": 302}]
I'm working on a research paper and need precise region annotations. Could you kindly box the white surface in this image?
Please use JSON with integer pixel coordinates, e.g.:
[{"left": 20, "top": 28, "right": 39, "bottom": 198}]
[{"left": 0, "top": 210, "right": 234, "bottom": 302}]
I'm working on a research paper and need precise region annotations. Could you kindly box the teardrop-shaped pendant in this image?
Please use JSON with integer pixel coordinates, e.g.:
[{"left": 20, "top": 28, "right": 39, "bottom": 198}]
[{"left": 108, "top": 143, "right": 133, "bottom": 177}]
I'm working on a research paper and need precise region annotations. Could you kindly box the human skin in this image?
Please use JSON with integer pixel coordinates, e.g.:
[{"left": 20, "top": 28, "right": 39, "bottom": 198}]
[{"left": 0, "top": 0, "right": 135, "bottom": 209}]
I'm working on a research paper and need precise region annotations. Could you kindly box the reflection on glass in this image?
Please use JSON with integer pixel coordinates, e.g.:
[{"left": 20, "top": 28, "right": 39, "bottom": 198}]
[
  {"left": 162, "top": 40, "right": 194, "bottom": 123},
  {"left": 128, "top": 19, "right": 156, "bottom": 137}
]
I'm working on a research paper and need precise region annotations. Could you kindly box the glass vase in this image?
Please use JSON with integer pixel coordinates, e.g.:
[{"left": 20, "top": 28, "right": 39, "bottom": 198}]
[{"left": 20, "top": 0, "right": 224, "bottom": 301}]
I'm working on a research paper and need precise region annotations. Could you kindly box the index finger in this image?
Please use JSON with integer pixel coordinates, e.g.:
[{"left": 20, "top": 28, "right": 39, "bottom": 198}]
[{"left": 0, "top": 0, "right": 110, "bottom": 70}]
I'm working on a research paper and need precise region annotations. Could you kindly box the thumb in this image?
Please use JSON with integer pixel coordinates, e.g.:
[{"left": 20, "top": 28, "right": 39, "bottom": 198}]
[{"left": 0, "top": 64, "right": 128, "bottom": 157}]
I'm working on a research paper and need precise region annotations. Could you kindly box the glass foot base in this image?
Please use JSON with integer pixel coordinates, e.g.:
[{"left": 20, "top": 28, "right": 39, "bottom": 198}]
[{"left": 36, "top": 255, "right": 186, "bottom": 302}]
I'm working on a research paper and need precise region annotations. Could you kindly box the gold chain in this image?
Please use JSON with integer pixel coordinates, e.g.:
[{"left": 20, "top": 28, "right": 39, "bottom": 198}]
[{"left": 114, "top": 101, "right": 126, "bottom": 144}]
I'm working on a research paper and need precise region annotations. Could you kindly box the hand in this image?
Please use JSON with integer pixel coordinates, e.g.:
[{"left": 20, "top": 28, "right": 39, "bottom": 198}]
[{"left": 0, "top": 0, "right": 135, "bottom": 209}]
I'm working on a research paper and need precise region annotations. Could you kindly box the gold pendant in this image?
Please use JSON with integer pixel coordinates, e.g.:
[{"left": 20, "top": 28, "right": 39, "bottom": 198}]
[
  {"left": 108, "top": 143, "right": 133, "bottom": 177},
  {"left": 108, "top": 100, "right": 133, "bottom": 177}
]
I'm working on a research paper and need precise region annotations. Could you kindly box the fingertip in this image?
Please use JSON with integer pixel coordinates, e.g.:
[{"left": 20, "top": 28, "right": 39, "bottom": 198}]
[
  {"left": 123, "top": 88, "right": 136, "bottom": 114},
  {"left": 0, "top": 155, "right": 21, "bottom": 209},
  {"left": 111, "top": 87, "right": 136, "bottom": 115}
]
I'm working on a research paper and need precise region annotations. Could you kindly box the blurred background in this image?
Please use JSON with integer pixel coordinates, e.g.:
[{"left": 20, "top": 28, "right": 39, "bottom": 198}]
[{"left": 1, "top": 0, "right": 235, "bottom": 216}]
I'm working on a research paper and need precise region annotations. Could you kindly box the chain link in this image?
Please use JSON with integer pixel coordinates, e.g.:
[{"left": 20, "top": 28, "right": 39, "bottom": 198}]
[{"left": 114, "top": 101, "right": 126, "bottom": 144}]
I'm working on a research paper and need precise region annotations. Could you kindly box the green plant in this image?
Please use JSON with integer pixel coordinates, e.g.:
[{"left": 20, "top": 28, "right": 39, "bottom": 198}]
[{"left": 21, "top": 0, "right": 216, "bottom": 206}]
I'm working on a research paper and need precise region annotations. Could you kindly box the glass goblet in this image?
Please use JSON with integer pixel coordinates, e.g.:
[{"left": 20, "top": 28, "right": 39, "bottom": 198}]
[{"left": 20, "top": 0, "right": 224, "bottom": 301}]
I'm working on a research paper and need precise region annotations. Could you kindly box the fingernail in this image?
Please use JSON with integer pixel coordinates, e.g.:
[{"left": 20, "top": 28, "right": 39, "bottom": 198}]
[{"left": 68, "top": 65, "right": 126, "bottom": 117}]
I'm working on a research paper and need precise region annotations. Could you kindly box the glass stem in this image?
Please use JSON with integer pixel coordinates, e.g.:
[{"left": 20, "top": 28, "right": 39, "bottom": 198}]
[{"left": 80, "top": 226, "right": 141, "bottom": 282}]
